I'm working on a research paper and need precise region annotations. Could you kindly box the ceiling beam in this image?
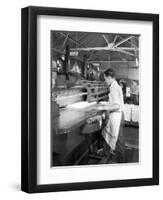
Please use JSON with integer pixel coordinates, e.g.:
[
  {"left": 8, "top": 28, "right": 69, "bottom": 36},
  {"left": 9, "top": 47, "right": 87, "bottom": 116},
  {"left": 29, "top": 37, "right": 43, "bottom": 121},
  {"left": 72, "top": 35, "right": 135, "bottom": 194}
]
[
  {"left": 113, "top": 35, "right": 118, "bottom": 43},
  {"left": 102, "top": 35, "right": 109, "bottom": 45},
  {"left": 61, "top": 34, "right": 69, "bottom": 49},
  {"left": 79, "top": 33, "right": 87, "bottom": 40},
  {"left": 88, "top": 60, "right": 132, "bottom": 63},
  {"left": 117, "top": 35, "right": 136, "bottom": 48},
  {"left": 70, "top": 46, "right": 138, "bottom": 51},
  {"left": 70, "top": 46, "right": 137, "bottom": 56},
  {"left": 117, "top": 47, "right": 138, "bottom": 51},
  {"left": 113, "top": 36, "right": 134, "bottom": 48},
  {"left": 60, "top": 32, "right": 85, "bottom": 48},
  {"left": 116, "top": 49, "right": 135, "bottom": 56}
]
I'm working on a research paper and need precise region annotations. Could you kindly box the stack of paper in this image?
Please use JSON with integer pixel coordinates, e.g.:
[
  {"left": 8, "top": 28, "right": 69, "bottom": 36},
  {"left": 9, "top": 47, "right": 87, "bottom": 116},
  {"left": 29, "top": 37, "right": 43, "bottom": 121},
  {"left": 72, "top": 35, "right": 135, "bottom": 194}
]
[
  {"left": 124, "top": 104, "right": 133, "bottom": 121},
  {"left": 131, "top": 105, "right": 139, "bottom": 122}
]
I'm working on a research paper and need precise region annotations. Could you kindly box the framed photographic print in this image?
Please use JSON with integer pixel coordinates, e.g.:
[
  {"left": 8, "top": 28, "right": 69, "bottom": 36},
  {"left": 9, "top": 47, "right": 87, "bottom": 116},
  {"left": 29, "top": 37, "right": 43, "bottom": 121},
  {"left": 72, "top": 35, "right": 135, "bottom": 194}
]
[{"left": 21, "top": 6, "right": 159, "bottom": 193}]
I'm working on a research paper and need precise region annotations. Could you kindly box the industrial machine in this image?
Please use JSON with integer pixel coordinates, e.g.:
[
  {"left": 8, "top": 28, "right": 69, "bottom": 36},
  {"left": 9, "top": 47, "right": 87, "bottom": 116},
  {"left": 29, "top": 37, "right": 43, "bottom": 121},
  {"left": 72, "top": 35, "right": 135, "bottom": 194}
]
[{"left": 51, "top": 73, "right": 109, "bottom": 166}]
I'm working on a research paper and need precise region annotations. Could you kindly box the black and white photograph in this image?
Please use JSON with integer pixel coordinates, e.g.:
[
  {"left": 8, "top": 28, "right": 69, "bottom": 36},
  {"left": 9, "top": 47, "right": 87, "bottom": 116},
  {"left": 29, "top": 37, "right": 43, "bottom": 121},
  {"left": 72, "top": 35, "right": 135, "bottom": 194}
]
[
  {"left": 51, "top": 31, "right": 139, "bottom": 167},
  {"left": 21, "top": 6, "right": 159, "bottom": 193}
]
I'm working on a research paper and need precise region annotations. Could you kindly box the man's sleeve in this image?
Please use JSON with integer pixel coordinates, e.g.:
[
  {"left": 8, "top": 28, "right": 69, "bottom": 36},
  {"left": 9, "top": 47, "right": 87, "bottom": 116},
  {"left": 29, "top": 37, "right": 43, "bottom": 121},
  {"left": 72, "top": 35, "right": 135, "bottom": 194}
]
[{"left": 110, "top": 88, "right": 121, "bottom": 107}]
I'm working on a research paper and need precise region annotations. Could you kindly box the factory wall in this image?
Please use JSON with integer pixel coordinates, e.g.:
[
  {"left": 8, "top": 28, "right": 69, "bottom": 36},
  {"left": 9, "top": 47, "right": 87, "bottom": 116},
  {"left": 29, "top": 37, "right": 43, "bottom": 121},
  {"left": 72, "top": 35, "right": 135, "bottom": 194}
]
[{"left": 100, "top": 62, "right": 139, "bottom": 80}]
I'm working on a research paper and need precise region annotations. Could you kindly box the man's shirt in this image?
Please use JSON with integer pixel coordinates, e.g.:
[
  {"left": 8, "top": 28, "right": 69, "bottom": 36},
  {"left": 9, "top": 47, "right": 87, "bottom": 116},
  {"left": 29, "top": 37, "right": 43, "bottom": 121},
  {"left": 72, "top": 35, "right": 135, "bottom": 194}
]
[{"left": 109, "top": 80, "right": 124, "bottom": 112}]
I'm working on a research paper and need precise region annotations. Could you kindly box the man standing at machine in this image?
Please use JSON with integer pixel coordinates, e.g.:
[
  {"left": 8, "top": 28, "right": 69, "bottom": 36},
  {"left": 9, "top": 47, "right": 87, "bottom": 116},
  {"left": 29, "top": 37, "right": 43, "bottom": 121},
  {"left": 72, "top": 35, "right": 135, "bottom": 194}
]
[{"left": 97, "top": 68, "right": 125, "bottom": 163}]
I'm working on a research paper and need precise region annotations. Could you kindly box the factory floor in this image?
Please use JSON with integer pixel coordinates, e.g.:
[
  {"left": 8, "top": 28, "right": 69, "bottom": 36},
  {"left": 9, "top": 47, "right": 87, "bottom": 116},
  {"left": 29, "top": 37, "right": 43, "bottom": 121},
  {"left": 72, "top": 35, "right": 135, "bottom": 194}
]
[
  {"left": 80, "top": 148, "right": 138, "bottom": 165},
  {"left": 79, "top": 126, "right": 139, "bottom": 165},
  {"left": 52, "top": 126, "right": 139, "bottom": 166}
]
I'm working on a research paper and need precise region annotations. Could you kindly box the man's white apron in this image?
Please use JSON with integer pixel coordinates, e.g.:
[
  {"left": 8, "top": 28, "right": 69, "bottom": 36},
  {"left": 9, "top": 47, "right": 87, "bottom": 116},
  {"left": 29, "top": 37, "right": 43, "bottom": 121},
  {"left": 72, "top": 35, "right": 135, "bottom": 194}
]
[{"left": 101, "top": 112, "right": 122, "bottom": 150}]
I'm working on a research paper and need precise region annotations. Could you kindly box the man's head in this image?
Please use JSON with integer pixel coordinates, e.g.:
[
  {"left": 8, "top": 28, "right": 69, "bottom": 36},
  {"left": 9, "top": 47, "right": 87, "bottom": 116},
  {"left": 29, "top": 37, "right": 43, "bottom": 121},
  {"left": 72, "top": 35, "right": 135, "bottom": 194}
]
[{"left": 104, "top": 68, "right": 116, "bottom": 86}]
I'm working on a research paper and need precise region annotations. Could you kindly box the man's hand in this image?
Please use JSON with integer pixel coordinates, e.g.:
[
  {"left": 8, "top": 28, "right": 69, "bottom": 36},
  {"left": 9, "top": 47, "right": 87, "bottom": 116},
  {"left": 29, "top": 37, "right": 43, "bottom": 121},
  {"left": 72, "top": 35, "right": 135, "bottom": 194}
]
[{"left": 96, "top": 105, "right": 105, "bottom": 110}]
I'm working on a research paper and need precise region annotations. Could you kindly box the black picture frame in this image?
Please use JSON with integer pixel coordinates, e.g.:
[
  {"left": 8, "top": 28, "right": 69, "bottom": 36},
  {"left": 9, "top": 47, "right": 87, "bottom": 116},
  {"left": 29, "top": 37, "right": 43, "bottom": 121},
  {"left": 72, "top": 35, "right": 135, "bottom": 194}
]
[{"left": 21, "top": 6, "right": 159, "bottom": 193}]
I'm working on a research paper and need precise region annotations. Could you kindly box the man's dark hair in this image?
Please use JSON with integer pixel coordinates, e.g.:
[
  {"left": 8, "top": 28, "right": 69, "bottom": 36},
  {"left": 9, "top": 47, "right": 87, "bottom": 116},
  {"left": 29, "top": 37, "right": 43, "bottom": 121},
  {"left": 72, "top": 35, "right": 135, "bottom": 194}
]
[{"left": 104, "top": 68, "right": 116, "bottom": 78}]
